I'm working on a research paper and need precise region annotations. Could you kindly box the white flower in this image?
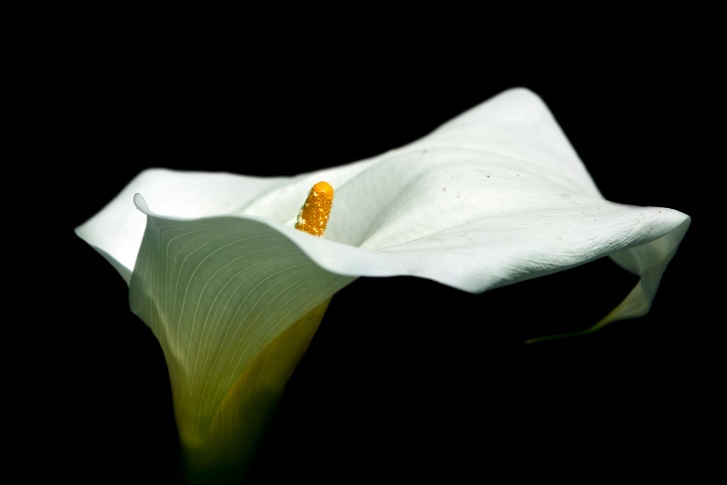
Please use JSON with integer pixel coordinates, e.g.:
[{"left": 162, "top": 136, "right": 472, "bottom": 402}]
[{"left": 75, "top": 87, "right": 689, "bottom": 483}]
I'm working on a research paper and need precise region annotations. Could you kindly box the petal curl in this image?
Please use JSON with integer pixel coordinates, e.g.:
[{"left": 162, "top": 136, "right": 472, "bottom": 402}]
[{"left": 75, "top": 87, "right": 690, "bottom": 315}]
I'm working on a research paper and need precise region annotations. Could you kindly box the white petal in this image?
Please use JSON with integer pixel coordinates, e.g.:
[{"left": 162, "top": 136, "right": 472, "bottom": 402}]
[
  {"left": 75, "top": 87, "right": 689, "bottom": 319},
  {"left": 129, "top": 201, "right": 355, "bottom": 440}
]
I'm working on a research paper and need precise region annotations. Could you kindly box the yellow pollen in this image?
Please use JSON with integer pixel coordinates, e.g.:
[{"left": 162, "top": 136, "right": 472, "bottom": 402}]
[{"left": 295, "top": 181, "right": 334, "bottom": 237}]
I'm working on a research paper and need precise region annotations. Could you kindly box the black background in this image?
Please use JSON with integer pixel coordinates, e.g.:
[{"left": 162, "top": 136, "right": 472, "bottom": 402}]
[{"left": 31, "top": 20, "right": 716, "bottom": 484}]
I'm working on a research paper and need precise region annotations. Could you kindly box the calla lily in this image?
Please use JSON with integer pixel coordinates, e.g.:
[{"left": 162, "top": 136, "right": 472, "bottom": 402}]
[{"left": 75, "top": 87, "right": 689, "bottom": 483}]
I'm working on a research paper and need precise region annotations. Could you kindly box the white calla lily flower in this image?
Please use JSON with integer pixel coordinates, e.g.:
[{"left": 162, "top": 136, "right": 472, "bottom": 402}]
[{"left": 74, "top": 87, "right": 689, "bottom": 483}]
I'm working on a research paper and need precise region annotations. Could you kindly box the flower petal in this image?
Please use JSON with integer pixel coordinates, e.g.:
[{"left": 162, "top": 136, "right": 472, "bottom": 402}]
[
  {"left": 129, "top": 197, "right": 355, "bottom": 476},
  {"left": 75, "top": 87, "right": 690, "bottom": 324},
  {"left": 130, "top": 197, "right": 355, "bottom": 412}
]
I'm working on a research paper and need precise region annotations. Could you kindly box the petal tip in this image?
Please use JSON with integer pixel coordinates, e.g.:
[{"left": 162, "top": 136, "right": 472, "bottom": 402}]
[{"left": 133, "top": 193, "right": 150, "bottom": 214}]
